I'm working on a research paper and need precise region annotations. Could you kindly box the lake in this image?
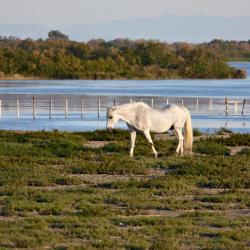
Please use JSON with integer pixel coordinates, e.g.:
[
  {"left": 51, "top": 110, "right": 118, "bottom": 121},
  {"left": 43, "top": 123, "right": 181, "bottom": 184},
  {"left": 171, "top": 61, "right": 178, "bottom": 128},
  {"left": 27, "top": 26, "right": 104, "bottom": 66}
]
[{"left": 0, "top": 62, "right": 249, "bottom": 132}]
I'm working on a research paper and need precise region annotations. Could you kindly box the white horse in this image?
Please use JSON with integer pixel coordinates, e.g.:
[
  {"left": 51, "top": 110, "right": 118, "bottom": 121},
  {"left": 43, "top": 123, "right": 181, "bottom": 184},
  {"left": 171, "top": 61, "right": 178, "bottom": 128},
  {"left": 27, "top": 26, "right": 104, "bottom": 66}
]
[{"left": 106, "top": 102, "right": 193, "bottom": 157}]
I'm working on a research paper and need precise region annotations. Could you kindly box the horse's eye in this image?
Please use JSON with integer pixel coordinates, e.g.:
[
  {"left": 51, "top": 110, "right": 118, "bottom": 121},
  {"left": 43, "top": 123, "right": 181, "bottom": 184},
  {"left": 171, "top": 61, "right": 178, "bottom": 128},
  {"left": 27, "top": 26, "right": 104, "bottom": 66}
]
[{"left": 109, "top": 116, "right": 113, "bottom": 119}]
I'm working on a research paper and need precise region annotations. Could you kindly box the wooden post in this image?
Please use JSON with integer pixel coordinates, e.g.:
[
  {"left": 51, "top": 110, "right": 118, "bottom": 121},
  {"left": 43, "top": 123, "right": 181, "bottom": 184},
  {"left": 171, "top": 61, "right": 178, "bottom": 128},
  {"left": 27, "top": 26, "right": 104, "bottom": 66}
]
[
  {"left": 17, "top": 99, "right": 20, "bottom": 118},
  {"left": 242, "top": 99, "right": 246, "bottom": 115},
  {"left": 209, "top": 99, "right": 212, "bottom": 112},
  {"left": 151, "top": 98, "right": 154, "bottom": 108},
  {"left": 33, "top": 96, "right": 36, "bottom": 119},
  {"left": 225, "top": 96, "right": 229, "bottom": 115},
  {"left": 65, "top": 99, "right": 68, "bottom": 119},
  {"left": 196, "top": 98, "right": 199, "bottom": 112},
  {"left": 181, "top": 99, "right": 184, "bottom": 107},
  {"left": 81, "top": 98, "right": 84, "bottom": 119},
  {"left": 49, "top": 98, "right": 52, "bottom": 119},
  {"left": 235, "top": 100, "right": 238, "bottom": 114},
  {"left": 113, "top": 99, "right": 116, "bottom": 107},
  {"left": 166, "top": 99, "right": 169, "bottom": 105},
  {"left": 0, "top": 100, "right": 2, "bottom": 118},
  {"left": 98, "top": 98, "right": 100, "bottom": 118}
]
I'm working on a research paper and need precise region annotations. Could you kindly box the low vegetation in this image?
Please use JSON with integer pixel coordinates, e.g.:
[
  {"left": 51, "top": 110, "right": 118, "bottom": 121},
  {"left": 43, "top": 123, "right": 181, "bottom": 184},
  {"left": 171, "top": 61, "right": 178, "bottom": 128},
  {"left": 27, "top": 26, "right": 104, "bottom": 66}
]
[
  {"left": 0, "top": 33, "right": 247, "bottom": 80},
  {"left": 0, "top": 129, "right": 249, "bottom": 249}
]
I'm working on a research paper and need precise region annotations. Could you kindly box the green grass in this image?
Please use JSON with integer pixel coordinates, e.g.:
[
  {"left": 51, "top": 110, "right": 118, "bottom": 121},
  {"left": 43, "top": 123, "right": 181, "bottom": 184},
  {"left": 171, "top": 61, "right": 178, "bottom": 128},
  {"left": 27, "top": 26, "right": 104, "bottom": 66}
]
[{"left": 0, "top": 130, "right": 249, "bottom": 249}]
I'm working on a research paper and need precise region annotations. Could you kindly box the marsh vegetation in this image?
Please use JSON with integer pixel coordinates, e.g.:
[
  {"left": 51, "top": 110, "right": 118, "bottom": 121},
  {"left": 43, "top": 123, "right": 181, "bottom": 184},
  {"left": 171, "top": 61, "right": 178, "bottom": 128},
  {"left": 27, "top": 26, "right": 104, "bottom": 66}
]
[{"left": 0, "top": 129, "right": 249, "bottom": 249}]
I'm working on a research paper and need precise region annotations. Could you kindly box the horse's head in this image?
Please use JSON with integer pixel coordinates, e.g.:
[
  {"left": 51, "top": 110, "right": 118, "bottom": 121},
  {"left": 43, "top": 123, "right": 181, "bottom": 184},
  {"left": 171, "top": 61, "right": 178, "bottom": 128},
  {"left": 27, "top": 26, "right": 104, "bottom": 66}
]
[{"left": 106, "top": 106, "right": 119, "bottom": 131}]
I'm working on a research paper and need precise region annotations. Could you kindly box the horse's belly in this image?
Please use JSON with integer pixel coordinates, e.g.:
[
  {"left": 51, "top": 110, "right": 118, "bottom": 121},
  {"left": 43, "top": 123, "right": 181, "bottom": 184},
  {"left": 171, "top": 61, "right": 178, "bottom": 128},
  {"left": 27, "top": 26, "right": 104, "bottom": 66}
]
[
  {"left": 151, "top": 128, "right": 168, "bottom": 133},
  {"left": 150, "top": 120, "right": 172, "bottom": 133}
]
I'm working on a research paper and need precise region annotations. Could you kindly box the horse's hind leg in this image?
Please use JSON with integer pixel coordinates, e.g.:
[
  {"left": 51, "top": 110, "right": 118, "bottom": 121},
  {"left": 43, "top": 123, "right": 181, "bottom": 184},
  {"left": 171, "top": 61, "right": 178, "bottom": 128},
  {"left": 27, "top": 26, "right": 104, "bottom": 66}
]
[
  {"left": 172, "top": 128, "right": 178, "bottom": 139},
  {"left": 175, "top": 128, "right": 184, "bottom": 156},
  {"left": 143, "top": 130, "right": 158, "bottom": 158},
  {"left": 130, "top": 130, "right": 137, "bottom": 157}
]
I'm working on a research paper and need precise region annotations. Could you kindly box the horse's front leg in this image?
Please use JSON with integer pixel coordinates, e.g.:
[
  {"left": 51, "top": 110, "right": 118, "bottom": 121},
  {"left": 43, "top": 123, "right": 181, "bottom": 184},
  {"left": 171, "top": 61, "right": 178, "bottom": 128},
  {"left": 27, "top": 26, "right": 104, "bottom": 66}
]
[
  {"left": 130, "top": 130, "right": 137, "bottom": 157},
  {"left": 143, "top": 130, "right": 158, "bottom": 158}
]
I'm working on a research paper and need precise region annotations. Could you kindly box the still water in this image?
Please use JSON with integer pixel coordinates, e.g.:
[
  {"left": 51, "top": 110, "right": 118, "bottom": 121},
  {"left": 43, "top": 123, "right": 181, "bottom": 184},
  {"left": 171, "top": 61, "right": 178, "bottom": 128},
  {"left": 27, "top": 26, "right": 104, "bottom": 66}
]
[{"left": 0, "top": 62, "right": 249, "bottom": 132}]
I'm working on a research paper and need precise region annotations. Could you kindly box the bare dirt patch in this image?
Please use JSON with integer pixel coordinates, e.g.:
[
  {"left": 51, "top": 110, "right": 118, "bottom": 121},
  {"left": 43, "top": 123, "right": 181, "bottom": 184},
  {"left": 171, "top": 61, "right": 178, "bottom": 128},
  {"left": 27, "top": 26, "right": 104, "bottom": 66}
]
[
  {"left": 83, "top": 141, "right": 110, "bottom": 148},
  {"left": 30, "top": 184, "right": 87, "bottom": 191},
  {"left": 70, "top": 174, "right": 149, "bottom": 185},
  {"left": 70, "top": 168, "right": 168, "bottom": 186},
  {"left": 123, "top": 208, "right": 250, "bottom": 218},
  {"left": 219, "top": 208, "right": 250, "bottom": 219},
  {"left": 139, "top": 209, "right": 195, "bottom": 217},
  {"left": 154, "top": 133, "right": 231, "bottom": 142},
  {"left": 227, "top": 146, "right": 250, "bottom": 155},
  {"left": 195, "top": 188, "right": 228, "bottom": 195},
  {"left": 0, "top": 216, "right": 20, "bottom": 221}
]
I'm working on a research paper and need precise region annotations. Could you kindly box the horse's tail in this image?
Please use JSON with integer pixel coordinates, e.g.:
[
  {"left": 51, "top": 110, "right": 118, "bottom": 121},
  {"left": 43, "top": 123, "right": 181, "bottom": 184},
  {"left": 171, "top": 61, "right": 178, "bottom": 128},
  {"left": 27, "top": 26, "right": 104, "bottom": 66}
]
[{"left": 183, "top": 108, "right": 193, "bottom": 155}]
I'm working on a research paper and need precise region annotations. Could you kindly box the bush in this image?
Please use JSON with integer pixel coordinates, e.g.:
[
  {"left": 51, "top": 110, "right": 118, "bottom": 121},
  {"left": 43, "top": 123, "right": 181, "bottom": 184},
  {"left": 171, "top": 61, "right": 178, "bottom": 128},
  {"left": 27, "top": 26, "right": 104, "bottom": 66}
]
[
  {"left": 193, "top": 128, "right": 202, "bottom": 137},
  {"left": 194, "top": 140, "right": 230, "bottom": 156}
]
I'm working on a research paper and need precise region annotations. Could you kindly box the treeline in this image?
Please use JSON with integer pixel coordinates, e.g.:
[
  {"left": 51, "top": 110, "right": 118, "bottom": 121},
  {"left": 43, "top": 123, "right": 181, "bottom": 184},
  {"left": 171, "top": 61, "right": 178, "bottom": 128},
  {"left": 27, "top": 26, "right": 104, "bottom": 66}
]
[
  {"left": 0, "top": 32, "right": 247, "bottom": 80},
  {"left": 205, "top": 39, "right": 250, "bottom": 62}
]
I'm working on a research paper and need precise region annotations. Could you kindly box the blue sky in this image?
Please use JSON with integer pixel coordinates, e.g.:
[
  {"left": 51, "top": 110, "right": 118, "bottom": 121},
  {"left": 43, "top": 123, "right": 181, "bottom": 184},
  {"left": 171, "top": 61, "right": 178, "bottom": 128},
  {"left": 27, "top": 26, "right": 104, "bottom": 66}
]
[{"left": 1, "top": 0, "right": 250, "bottom": 25}]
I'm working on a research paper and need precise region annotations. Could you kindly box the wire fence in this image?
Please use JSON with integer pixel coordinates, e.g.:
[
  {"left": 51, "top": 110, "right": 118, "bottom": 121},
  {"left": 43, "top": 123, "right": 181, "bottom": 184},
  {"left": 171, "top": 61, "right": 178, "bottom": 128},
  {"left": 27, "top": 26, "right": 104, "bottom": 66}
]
[{"left": 0, "top": 94, "right": 249, "bottom": 119}]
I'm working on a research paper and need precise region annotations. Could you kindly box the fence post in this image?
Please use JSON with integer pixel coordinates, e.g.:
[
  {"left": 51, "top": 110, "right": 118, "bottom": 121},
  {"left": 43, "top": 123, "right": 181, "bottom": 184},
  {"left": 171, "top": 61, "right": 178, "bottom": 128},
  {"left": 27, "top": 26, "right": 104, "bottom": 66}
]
[
  {"left": 129, "top": 99, "right": 132, "bottom": 104},
  {"left": 181, "top": 99, "right": 184, "bottom": 107},
  {"left": 235, "top": 100, "right": 238, "bottom": 114},
  {"left": 17, "top": 99, "right": 20, "bottom": 118},
  {"left": 33, "top": 96, "right": 36, "bottom": 119},
  {"left": 113, "top": 99, "right": 116, "bottom": 107},
  {"left": 209, "top": 99, "right": 212, "bottom": 112},
  {"left": 242, "top": 99, "right": 246, "bottom": 115},
  {"left": 98, "top": 98, "right": 100, "bottom": 118},
  {"left": 49, "top": 98, "right": 52, "bottom": 119},
  {"left": 65, "top": 98, "right": 68, "bottom": 119},
  {"left": 225, "top": 96, "right": 229, "bottom": 115},
  {"left": 81, "top": 98, "right": 84, "bottom": 119},
  {"left": 167, "top": 99, "right": 169, "bottom": 105},
  {"left": 151, "top": 98, "right": 154, "bottom": 108}
]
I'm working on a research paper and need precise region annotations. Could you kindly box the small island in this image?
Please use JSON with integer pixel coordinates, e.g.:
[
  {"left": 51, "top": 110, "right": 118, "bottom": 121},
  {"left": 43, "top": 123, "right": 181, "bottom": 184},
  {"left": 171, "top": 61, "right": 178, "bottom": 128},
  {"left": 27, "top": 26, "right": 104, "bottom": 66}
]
[{"left": 0, "top": 31, "right": 248, "bottom": 80}]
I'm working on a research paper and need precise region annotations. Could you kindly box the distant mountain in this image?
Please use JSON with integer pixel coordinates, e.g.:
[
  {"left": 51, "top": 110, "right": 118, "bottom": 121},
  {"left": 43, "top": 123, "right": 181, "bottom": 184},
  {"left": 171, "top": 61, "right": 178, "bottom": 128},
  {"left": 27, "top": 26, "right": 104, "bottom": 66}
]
[
  {"left": 1, "top": 15, "right": 250, "bottom": 42},
  {"left": 0, "top": 24, "right": 48, "bottom": 39}
]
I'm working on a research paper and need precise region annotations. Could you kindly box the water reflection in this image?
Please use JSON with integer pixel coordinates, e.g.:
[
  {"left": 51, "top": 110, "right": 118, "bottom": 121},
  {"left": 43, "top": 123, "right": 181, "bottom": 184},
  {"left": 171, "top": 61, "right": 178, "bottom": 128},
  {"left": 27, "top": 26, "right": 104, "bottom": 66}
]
[{"left": 0, "top": 112, "right": 249, "bottom": 133}]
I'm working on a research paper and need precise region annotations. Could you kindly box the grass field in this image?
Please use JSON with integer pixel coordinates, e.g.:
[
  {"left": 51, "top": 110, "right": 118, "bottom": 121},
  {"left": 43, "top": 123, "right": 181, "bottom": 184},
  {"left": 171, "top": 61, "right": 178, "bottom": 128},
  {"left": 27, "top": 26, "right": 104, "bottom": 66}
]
[{"left": 0, "top": 129, "right": 249, "bottom": 249}]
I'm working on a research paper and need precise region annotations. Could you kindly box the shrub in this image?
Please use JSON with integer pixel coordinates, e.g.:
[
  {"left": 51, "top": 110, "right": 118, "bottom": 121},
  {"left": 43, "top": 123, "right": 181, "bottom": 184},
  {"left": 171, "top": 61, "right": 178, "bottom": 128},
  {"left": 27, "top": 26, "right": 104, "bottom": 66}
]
[
  {"left": 194, "top": 140, "right": 229, "bottom": 156},
  {"left": 193, "top": 128, "right": 202, "bottom": 137}
]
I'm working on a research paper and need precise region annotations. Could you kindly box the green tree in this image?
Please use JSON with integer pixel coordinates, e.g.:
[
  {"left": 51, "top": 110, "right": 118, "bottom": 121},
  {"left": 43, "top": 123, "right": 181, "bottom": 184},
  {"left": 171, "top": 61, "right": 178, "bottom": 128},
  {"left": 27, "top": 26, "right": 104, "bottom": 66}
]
[{"left": 48, "top": 30, "right": 69, "bottom": 40}]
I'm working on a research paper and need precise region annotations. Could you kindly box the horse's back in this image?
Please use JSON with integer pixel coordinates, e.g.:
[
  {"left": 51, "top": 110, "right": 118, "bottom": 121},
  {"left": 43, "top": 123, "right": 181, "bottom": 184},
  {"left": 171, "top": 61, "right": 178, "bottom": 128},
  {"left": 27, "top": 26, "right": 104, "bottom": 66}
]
[
  {"left": 161, "top": 103, "right": 188, "bottom": 114},
  {"left": 160, "top": 103, "right": 178, "bottom": 111},
  {"left": 160, "top": 103, "right": 190, "bottom": 128}
]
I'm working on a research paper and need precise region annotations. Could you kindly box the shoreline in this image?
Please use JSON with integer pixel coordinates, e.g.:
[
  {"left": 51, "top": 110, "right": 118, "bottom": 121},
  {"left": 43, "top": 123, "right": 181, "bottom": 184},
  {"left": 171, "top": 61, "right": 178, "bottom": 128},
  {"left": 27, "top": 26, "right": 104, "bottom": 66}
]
[
  {"left": 0, "top": 74, "right": 45, "bottom": 80},
  {"left": 0, "top": 76, "right": 247, "bottom": 81}
]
